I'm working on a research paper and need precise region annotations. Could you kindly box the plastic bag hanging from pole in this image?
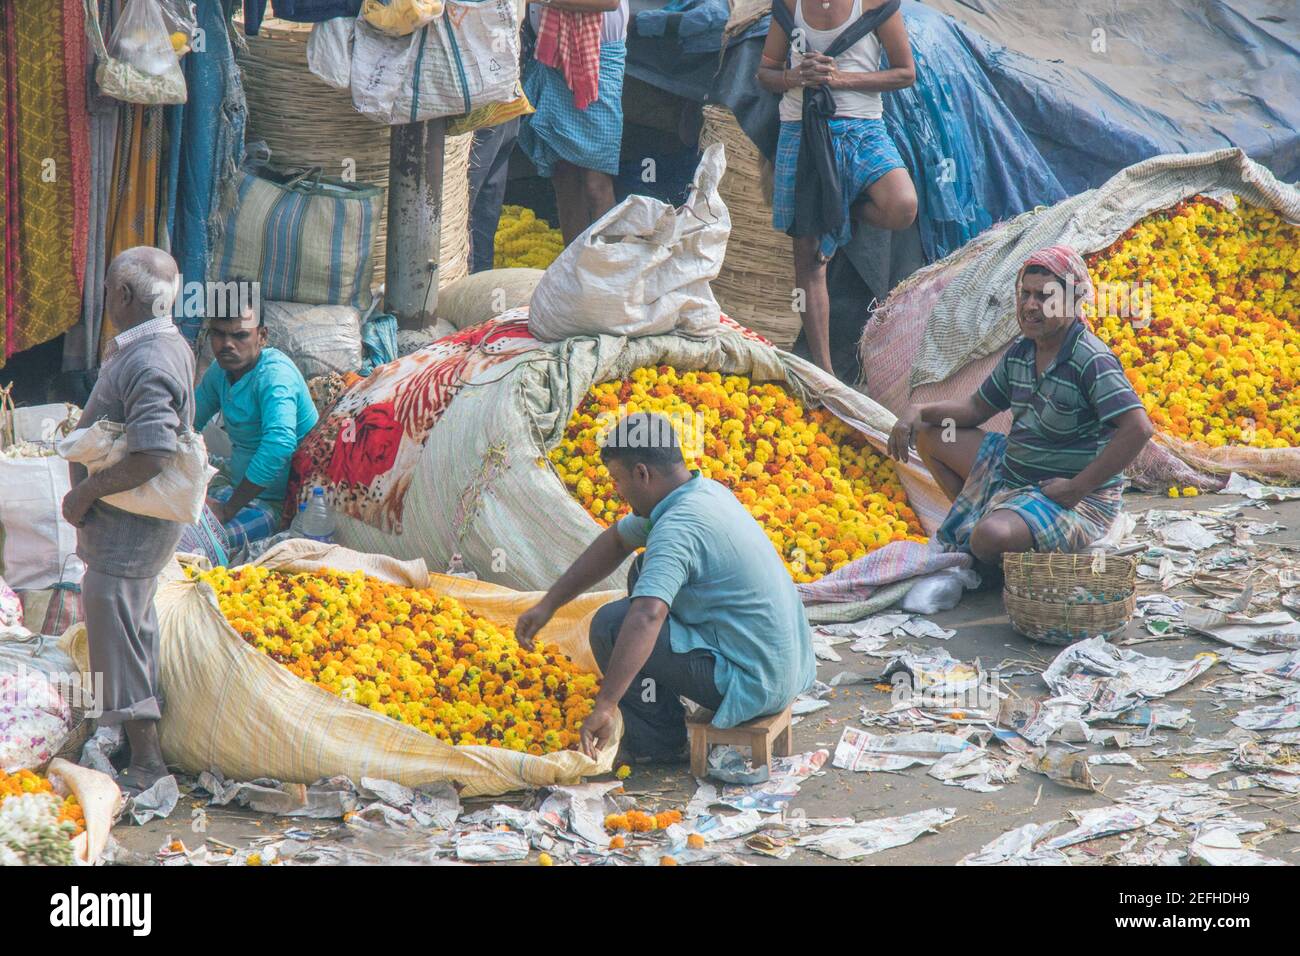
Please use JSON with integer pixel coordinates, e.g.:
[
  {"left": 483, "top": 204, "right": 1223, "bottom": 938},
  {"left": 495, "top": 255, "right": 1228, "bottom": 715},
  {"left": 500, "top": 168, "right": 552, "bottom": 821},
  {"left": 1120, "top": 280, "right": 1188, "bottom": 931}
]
[
  {"left": 90, "top": 0, "right": 188, "bottom": 105},
  {"left": 527, "top": 143, "right": 732, "bottom": 342}
]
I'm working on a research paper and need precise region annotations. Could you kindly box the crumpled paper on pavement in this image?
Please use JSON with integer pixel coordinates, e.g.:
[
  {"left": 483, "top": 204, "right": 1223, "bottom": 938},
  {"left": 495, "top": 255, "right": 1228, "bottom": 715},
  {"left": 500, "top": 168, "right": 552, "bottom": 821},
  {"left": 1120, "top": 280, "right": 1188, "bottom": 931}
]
[
  {"left": 958, "top": 821, "right": 1068, "bottom": 866},
  {"left": 1041, "top": 637, "right": 1216, "bottom": 720},
  {"left": 1232, "top": 690, "right": 1300, "bottom": 730},
  {"left": 1189, "top": 827, "right": 1288, "bottom": 866},
  {"left": 126, "top": 774, "right": 179, "bottom": 825},
  {"left": 195, "top": 770, "right": 460, "bottom": 827},
  {"left": 831, "top": 726, "right": 974, "bottom": 772},
  {"left": 797, "top": 807, "right": 956, "bottom": 860}
]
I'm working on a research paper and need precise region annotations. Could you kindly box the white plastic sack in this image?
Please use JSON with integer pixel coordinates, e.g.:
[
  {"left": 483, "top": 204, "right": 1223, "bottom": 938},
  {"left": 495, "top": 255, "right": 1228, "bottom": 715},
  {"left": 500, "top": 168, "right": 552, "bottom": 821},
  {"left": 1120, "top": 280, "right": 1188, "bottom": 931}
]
[
  {"left": 437, "top": 268, "right": 544, "bottom": 330},
  {"left": 331, "top": 320, "right": 951, "bottom": 592},
  {"left": 349, "top": 2, "right": 522, "bottom": 124},
  {"left": 262, "top": 301, "right": 364, "bottom": 379},
  {"left": 901, "top": 567, "right": 981, "bottom": 615},
  {"left": 528, "top": 143, "right": 731, "bottom": 342},
  {"left": 306, "top": 17, "right": 356, "bottom": 90},
  {"left": 57, "top": 423, "right": 215, "bottom": 525},
  {"left": 0, "top": 458, "right": 84, "bottom": 591},
  {"left": 4, "top": 403, "right": 81, "bottom": 445}
]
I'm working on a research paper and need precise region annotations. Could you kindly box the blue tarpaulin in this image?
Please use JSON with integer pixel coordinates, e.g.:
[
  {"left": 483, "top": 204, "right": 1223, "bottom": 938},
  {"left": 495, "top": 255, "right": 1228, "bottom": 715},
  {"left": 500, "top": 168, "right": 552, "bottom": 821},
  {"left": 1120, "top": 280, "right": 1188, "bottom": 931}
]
[
  {"left": 630, "top": 0, "right": 1065, "bottom": 262},
  {"left": 925, "top": 0, "right": 1300, "bottom": 191},
  {"left": 628, "top": 0, "right": 1300, "bottom": 255}
]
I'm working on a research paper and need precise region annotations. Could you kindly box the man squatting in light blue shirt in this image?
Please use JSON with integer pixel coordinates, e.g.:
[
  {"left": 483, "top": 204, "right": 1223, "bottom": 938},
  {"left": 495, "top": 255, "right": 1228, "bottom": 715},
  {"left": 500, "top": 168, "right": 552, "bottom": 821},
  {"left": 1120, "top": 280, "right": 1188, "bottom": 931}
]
[{"left": 516, "top": 412, "right": 816, "bottom": 762}]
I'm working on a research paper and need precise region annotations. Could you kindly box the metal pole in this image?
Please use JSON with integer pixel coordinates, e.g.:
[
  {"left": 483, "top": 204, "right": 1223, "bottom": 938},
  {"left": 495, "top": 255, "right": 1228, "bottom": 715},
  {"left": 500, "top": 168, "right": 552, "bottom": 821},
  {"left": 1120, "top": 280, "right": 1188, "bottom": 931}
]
[{"left": 384, "top": 118, "right": 445, "bottom": 330}]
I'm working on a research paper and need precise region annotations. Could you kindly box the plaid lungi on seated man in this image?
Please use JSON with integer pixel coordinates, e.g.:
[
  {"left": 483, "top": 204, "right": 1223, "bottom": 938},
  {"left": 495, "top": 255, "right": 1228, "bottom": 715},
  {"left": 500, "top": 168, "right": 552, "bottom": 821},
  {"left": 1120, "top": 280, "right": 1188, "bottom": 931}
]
[{"left": 887, "top": 245, "right": 1155, "bottom": 573}]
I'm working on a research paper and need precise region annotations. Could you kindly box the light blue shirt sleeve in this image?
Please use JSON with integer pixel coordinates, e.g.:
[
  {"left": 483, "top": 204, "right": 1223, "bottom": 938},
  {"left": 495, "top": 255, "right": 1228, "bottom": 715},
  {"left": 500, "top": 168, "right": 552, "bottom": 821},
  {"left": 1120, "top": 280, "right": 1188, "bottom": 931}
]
[
  {"left": 616, "top": 514, "right": 651, "bottom": 548},
  {"left": 630, "top": 520, "right": 695, "bottom": 609},
  {"left": 194, "top": 363, "right": 221, "bottom": 433},
  {"left": 242, "top": 378, "right": 301, "bottom": 490}
]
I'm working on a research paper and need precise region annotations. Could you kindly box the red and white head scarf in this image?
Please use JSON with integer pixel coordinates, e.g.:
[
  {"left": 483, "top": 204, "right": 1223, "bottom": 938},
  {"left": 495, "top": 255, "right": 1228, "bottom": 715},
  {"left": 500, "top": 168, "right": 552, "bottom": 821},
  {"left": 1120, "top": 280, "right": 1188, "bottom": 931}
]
[{"left": 1017, "top": 244, "right": 1094, "bottom": 323}]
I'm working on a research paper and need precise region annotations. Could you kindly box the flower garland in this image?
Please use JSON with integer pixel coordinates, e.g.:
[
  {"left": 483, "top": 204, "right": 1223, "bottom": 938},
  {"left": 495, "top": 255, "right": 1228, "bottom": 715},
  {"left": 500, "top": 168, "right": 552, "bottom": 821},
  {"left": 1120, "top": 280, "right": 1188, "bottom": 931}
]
[{"left": 494, "top": 205, "right": 565, "bottom": 270}]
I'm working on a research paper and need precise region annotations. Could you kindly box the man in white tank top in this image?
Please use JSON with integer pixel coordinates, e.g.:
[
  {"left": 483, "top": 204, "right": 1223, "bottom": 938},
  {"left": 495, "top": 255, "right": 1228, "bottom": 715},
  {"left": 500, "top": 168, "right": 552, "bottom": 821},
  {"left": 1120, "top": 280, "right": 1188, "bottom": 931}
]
[{"left": 757, "top": 0, "right": 918, "bottom": 375}]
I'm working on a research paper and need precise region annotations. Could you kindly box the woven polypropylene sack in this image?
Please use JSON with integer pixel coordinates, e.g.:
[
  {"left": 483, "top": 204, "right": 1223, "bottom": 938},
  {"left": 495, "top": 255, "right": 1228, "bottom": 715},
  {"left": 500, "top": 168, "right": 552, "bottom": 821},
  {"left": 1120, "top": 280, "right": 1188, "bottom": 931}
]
[
  {"left": 331, "top": 322, "right": 949, "bottom": 592},
  {"left": 861, "top": 149, "right": 1300, "bottom": 488},
  {"left": 436, "top": 268, "right": 544, "bottom": 330},
  {"left": 79, "top": 541, "right": 622, "bottom": 797}
]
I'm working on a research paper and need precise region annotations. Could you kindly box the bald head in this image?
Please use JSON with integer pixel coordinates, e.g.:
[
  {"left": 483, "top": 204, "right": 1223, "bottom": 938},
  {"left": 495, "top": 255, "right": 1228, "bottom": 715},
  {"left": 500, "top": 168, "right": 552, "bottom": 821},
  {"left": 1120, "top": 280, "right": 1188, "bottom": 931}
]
[{"left": 105, "top": 246, "right": 179, "bottom": 328}]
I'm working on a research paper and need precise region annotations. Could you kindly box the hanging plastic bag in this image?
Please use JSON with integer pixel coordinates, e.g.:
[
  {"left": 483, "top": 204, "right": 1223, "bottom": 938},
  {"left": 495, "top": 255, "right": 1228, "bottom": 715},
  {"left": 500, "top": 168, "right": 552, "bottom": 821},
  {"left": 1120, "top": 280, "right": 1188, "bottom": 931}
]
[
  {"left": 85, "top": 0, "right": 188, "bottom": 105},
  {"left": 157, "top": 0, "right": 199, "bottom": 58},
  {"left": 361, "top": 0, "right": 445, "bottom": 37}
]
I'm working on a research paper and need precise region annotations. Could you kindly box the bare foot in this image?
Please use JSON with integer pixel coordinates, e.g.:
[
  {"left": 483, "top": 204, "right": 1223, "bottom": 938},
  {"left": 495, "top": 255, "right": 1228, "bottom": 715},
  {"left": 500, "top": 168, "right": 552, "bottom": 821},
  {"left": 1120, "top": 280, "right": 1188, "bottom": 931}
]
[{"left": 117, "top": 764, "right": 171, "bottom": 796}]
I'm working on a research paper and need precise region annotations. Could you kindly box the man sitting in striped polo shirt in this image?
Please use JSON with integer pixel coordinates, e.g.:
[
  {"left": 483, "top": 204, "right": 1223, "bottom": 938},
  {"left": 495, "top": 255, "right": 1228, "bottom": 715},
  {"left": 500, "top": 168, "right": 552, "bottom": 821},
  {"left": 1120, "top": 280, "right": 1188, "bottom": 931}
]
[{"left": 887, "top": 245, "right": 1154, "bottom": 570}]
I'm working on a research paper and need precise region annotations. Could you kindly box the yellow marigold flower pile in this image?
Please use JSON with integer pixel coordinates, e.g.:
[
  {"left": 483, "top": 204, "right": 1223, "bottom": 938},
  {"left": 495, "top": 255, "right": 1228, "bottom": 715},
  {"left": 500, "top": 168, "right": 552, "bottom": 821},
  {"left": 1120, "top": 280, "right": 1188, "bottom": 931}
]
[
  {"left": 550, "top": 367, "right": 925, "bottom": 582},
  {"left": 0, "top": 769, "right": 84, "bottom": 837},
  {"left": 1089, "top": 196, "right": 1300, "bottom": 448},
  {"left": 494, "top": 205, "right": 564, "bottom": 270},
  {"left": 193, "top": 566, "right": 599, "bottom": 755},
  {"left": 605, "top": 809, "right": 683, "bottom": 832}
]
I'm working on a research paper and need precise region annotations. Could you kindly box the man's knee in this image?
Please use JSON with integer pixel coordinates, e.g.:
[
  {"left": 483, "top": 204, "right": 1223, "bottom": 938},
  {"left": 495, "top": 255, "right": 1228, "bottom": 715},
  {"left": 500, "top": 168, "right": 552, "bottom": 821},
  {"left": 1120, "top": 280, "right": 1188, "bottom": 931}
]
[
  {"left": 588, "top": 598, "right": 628, "bottom": 669},
  {"left": 582, "top": 170, "right": 613, "bottom": 207},
  {"left": 969, "top": 516, "right": 1031, "bottom": 564},
  {"left": 881, "top": 191, "right": 918, "bottom": 231}
]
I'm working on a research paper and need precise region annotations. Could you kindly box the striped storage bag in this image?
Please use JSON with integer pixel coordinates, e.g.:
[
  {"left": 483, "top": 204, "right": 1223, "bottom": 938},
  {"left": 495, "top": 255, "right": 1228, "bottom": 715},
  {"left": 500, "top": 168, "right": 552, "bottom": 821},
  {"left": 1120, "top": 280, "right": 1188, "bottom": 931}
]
[
  {"left": 349, "top": 0, "right": 523, "bottom": 124},
  {"left": 214, "top": 168, "right": 382, "bottom": 309}
]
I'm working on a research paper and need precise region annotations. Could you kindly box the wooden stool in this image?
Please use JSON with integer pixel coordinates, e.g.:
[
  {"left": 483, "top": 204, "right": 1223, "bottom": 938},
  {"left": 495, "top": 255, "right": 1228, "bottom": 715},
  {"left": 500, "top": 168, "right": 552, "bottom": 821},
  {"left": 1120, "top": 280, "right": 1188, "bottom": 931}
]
[{"left": 686, "top": 705, "right": 794, "bottom": 778}]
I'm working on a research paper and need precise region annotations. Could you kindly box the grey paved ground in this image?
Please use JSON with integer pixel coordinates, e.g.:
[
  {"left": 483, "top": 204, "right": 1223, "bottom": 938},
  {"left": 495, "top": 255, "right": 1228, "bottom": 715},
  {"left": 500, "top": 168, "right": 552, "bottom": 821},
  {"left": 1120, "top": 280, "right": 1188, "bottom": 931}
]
[{"left": 111, "top": 491, "right": 1300, "bottom": 865}]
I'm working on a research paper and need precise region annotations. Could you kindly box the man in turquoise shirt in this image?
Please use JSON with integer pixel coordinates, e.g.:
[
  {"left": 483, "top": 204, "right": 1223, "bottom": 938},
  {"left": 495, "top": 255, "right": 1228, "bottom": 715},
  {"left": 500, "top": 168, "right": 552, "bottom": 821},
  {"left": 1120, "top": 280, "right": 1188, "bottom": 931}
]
[
  {"left": 193, "top": 306, "right": 318, "bottom": 550},
  {"left": 517, "top": 412, "right": 815, "bottom": 762}
]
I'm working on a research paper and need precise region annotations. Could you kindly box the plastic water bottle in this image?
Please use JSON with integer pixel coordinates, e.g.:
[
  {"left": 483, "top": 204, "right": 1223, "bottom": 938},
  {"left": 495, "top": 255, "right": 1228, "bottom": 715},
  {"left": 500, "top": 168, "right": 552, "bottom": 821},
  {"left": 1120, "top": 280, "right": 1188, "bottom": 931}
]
[
  {"left": 300, "top": 487, "right": 336, "bottom": 543},
  {"left": 288, "top": 501, "right": 309, "bottom": 536}
]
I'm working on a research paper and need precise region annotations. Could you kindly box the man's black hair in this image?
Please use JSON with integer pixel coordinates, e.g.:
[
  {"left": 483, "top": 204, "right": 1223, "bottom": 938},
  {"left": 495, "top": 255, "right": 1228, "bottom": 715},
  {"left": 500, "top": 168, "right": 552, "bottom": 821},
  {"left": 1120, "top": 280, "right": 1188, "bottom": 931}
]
[
  {"left": 208, "top": 277, "right": 263, "bottom": 327},
  {"left": 599, "top": 412, "right": 686, "bottom": 472}
]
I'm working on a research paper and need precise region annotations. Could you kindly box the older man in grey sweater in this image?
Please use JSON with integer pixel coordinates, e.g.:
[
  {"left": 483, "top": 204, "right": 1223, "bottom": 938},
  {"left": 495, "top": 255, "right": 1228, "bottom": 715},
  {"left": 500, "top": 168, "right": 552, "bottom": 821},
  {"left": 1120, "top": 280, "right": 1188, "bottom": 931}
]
[{"left": 62, "top": 247, "right": 195, "bottom": 795}]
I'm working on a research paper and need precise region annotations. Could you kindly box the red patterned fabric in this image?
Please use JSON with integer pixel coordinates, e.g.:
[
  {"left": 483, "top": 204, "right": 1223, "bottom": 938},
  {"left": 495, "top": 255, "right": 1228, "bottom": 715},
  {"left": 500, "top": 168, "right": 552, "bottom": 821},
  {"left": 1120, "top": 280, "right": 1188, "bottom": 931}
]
[
  {"left": 286, "top": 313, "right": 544, "bottom": 534},
  {"left": 533, "top": 6, "right": 603, "bottom": 111}
]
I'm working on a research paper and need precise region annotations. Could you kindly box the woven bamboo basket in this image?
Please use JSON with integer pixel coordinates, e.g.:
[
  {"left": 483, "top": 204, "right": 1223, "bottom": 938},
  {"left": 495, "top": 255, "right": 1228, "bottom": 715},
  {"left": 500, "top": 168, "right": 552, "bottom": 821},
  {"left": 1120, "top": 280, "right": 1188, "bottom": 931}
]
[
  {"left": 235, "top": 18, "right": 473, "bottom": 291},
  {"left": 700, "top": 105, "right": 802, "bottom": 348},
  {"left": 1002, "top": 552, "right": 1137, "bottom": 646}
]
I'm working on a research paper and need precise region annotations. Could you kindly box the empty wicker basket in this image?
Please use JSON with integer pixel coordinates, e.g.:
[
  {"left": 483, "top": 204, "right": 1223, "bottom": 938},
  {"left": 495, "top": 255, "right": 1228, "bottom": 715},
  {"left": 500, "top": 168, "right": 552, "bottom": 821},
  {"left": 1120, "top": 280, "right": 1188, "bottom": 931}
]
[{"left": 1002, "top": 552, "right": 1137, "bottom": 646}]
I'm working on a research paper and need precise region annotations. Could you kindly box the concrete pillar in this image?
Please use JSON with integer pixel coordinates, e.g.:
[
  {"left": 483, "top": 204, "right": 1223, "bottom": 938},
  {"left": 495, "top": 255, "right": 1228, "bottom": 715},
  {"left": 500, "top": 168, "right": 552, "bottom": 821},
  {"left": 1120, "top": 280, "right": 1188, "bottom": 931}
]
[{"left": 384, "top": 118, "right": 445, "bottom": 330}]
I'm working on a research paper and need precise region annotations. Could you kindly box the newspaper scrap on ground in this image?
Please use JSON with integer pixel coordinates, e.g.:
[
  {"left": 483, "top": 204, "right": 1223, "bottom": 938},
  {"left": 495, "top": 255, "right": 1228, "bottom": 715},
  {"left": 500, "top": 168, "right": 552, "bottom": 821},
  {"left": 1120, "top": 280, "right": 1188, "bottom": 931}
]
[
  {"left": 697, "top": 750, "right": 829, "bottom": 813},
  {"left": 958, "top": 821, "right": 1070, "bottom": 866},
  {"left": 1041, "top": 637, "right": 1217, "bottom": 721},
  {"left": 1232, "top": 690, "right": 1300, "bottom": 730},
  {"left": 797, "top": 807, "right": 956, "bottom": 861},
  {"left": 1223, "top": 473, "right": 1300, "bottom": 502},
  {"left": 831, "top": 726, "right": 976, "bottom": 772},
  {"left": 1188, "top": 827, "right": 1288, "bottom": 866}
]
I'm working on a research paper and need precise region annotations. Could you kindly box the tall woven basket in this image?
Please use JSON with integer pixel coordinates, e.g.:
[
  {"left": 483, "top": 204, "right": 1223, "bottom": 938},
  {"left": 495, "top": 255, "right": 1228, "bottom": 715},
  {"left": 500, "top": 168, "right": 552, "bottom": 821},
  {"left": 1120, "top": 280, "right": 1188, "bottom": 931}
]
[
  {"left": 699, "top": 106, "right": 802, "bottom": 348},
  {"left": 1002, "top": 552, "right": 1137, "bottom": 646},
  {"left": 235, "top": 18, "right": 474, "bottom": 291}
]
